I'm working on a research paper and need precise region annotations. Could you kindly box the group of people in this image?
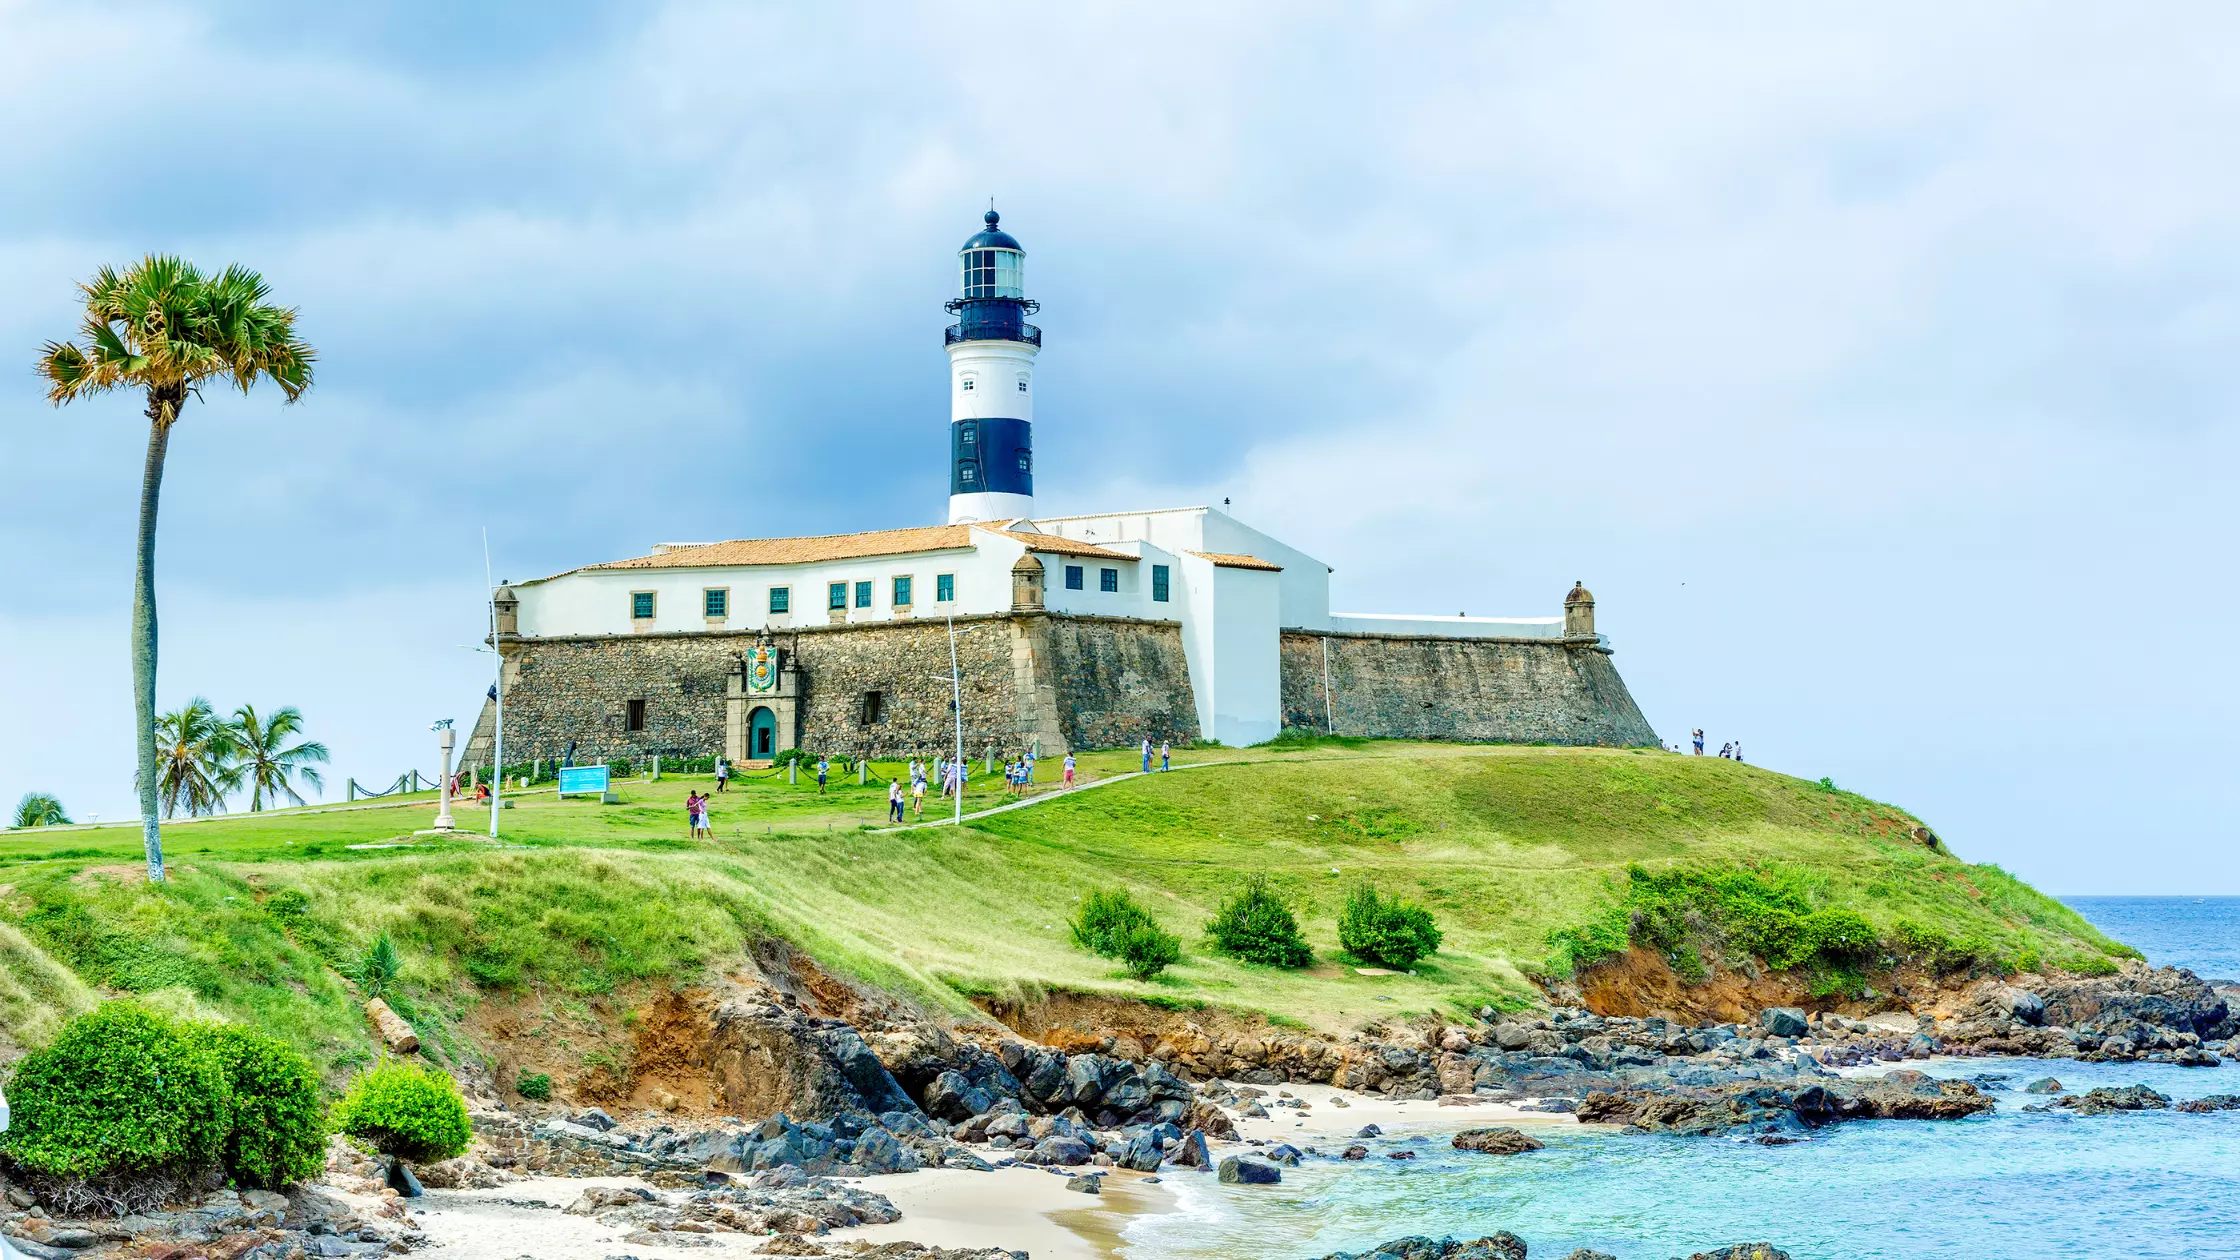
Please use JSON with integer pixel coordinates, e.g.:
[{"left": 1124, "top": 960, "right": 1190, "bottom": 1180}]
[
  {"left": 1686, "top": 729, "right": 1744, "bottom": 762},
  {"left": 1139, "top": 738, "right": 1171, "bottom": 774}
]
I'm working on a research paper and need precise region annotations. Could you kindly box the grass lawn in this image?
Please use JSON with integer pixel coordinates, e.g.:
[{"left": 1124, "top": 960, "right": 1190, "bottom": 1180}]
[{"left": 0, "top": 741, "right": 2129, "bottom": 1074}]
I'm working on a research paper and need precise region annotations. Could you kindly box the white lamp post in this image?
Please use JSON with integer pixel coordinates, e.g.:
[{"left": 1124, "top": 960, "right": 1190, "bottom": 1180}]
[{"left": 432, "top": 719, "right": 456, "bottom": 830}]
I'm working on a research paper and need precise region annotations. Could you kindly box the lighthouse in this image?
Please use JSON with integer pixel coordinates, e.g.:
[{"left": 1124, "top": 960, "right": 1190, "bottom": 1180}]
[{"left": 945, "top": 209, "right": 1041, "bottom": 524}]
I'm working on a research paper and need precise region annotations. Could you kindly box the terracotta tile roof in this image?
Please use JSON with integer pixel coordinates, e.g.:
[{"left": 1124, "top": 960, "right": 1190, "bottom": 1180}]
[
  {"left": 988, "top": 528, "right": 1135, "bottom": 560},
  {"left": 582, "top": 525, "right": 977, "bottom": 571},
  {"left": 567, "top": 523, "right": 1134, "bottom": 575},
  {"left": 1187, "top": 550, "right": 1285, "bottom": 572}
]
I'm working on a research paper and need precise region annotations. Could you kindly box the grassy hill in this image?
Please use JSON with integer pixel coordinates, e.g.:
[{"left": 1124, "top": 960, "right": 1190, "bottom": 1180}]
[{"left": 0, "top": 741, "right": 2131, "bottom": 1075}]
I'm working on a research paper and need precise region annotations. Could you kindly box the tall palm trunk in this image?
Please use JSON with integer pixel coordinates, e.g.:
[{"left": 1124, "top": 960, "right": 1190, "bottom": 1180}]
[{"left": 134, "top": 384, "right": 181, "bottom": 883}]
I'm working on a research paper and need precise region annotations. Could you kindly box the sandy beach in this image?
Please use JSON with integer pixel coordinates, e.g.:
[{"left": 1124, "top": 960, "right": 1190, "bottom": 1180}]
[
  {"left": 364, "top": 1082, "right": 1564, "bottom": 1258},
  {"left": 1219, "top": 1080, "right": 1582, "bottom": 1145}
]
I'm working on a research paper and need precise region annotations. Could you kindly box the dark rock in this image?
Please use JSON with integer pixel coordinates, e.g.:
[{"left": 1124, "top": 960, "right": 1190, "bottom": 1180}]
[
  {"left": 1677, "top": 1248, "right": 1794, "bottom": 1260},
  {"left": 2056, "top": 1084, "right": 2171, "bottom": 1115},
  {"left": 1577, "top": 1071, "right": 1993, "bottom": 1137},
  {"left": 574, "top": 1108, "right": 619, "bottom": 1131},
  {"left": 925, "top": 1069, "right": 999, "bottom": 1122},
  {"left": 1238, "top": 1101, "right": 1270, "bottom": 1119},
  {"left": 1561, "top": 1252, "right": 1619, "bottom": 1260},
  {"left": 1168, "top": 1129, "right": 1211, "bottom": 1168},
  {"left": 1387, "top": 1150, "right": 1417, "bottom": 1160},
  {"left": 1064, "top": 1174, "right": 1102, "bottom": 1195},
  {"left": 1314, "top": 1233, "right": 1527, "bottom": 1260},
  {"left": 2175, "top": 1094, "right": 2240, "bottom": 1113},
  {"left": 3, "top": 1239, "right": 77, "bottom": 1260},
  {"left": 1119, "top": 1133, "right": 1164, "bottom": 1172},
  {"left": 2022, "top": 1077, "right": 2064, "bottom": 1094},
  {"left": 1760, "top": 1008, "right": 1809, "bottom": 1039},
  {"left": 1342, "top": 1144, "right": 1369, "bottom": 1159},
  {"left": 850, "top": 1125, "right": 925, "bottom": 1174},
  {"left": 1216, "top": 1156, "right": 1282, "bottom": 1184},
  {"left": 1357, "top": 1123, "right": 1384, "bottom": 1137},
  {"left": 1032, "top": 1135, "right": 1094, "bottom": 1166},
  {"left": 386, "top": 1157, "right": 425, "bottom": 1197},
  {"left": 1265, "top": 1143, "right": 1304, "bottom": 1166},
  {"left": 1451, "top": 1127, "right": 1545, "bottom": 1155},
  {"left": 2174, "top": 1046, "right": 2221, "bottom": 1067}
]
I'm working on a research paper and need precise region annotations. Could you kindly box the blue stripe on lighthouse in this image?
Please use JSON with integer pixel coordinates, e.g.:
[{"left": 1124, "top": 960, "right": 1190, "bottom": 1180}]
[{"left": 951, "top": 417, "right": 1032, "bottom": 496}]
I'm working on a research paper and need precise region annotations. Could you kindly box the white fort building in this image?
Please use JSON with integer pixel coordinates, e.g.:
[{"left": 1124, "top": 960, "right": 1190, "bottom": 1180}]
[{"left": 474, "top": 212, "right": 1654, "bottom": 767}]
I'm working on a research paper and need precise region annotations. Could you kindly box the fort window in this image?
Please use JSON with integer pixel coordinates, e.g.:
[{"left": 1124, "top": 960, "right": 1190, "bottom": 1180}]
[
  {"left": 854, "top": 580, "right": 873, "bottom": 609},
  {"left": 1152, "top": 565, "right": 1170, "bottom": 602},
  {"left": 958, "top": 463, "right": 978, "bottom": 485},
  {"left": 936, "top": 573, "right": 955, "bottom": 602},
  {"left": 1017, "top": 377, "right": 1028, "bottom": 393},
  {"left": 703, "top": 588, "right": 728, "bottom": 618},
  {"left": 769, "top": 586, "right": 791, "bottom": 614},
  {"left": 893, "top": 575, "right": 913, "bottom": 606},
  {"left": 625, "top": 698, "right": 646, "bottom": 731},
  {"left": 1064, "top": 565, "right": 1084, "bottom": 590},
  {"left": 1016, "top": 448, "right": 1031, "bottom": 473},
  {"left": 961, "top": 377, "right": 975, "bottom": 391},
  {"left": 861, "top": 690, "right": 884, "bottom": 725},
  {"left": 827, "top": 582, "right": 847, "bottom": 611},
  {"left": 631, "top": 591, "right": 656, "bottom": 620},
  {"left": 1099, "top": 567, "right": 1119, "bottom": 593}
]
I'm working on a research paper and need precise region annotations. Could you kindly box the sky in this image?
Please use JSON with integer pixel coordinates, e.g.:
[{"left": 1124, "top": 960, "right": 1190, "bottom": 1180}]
[{"left": 0, "top": 2, "right": 2233, "bottom": 894}]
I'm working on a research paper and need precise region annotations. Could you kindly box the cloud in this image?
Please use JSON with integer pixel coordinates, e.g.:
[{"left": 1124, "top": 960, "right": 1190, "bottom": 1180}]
[{"left": 0, "top": 2, "right": 2234, "bottom": 892}]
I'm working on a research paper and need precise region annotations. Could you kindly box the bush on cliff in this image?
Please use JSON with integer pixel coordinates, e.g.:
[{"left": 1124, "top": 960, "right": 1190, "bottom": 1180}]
[
  {"left": 0, "top": 1002, "right": 232, "bottom": 1187},
  {"left": 1206, "top": 875, "right": 1312, "bottom": 968},
  {"left": 1338, "top": 883, "right": 1443, "bottom": 969},
  {"left": 193, "top": 1023, "right": 329, "bottom": 1188},
  {"left": 332, "top": 1061, "right": 472, "bottom": 1164},
  {"left": 1070, "top": 888, "right": 1182, "bottom": 979},
  {"left": 1547, "top": 863, "right": 1900, "bottom": 980}
]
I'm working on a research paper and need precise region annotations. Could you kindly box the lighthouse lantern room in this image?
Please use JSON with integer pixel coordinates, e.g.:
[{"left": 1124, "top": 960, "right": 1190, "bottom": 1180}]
[{"left": 946, "top": 210, "right": 1041, "bottom": 524}]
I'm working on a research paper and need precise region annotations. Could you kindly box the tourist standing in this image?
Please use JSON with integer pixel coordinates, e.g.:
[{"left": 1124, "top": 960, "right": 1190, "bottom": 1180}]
[
  {"left": 1063, "top": 752, "right": 1076, "bottom": 787},
  {"left": 911, "top": 774, "right": 927, "bottom": 818},
  {"left": 1024, "top": 751, "right": 1035, "bottom": 784},
  {"left": 887, "top": 779, "right": 905, "bottom": 822},
  {"left": 715, "top": 757, "right": 731, "bottom": 793},
  {"left": 1159, "top": 741, "right": 1170, "bottom": 772},
  {"left": 1692, "top": 729, "right": 1705, "bottom": 755},
  {"left": 1141, "top": 737, "right": 1153, "bottom": 774},
  {"left": 1734, "top": 742, "right": 1745, "bottom": 764},
  {"left": 816, "top": 756, "right": 830, "bottom": 793},
  {"left": 684, "top": 791, "right": 701, "bottom": 838}
]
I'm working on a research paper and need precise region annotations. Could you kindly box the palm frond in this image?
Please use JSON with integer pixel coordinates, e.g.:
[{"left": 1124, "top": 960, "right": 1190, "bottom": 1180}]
[{"left": 10, "top": 792, "right": 71, "bottom": 828}]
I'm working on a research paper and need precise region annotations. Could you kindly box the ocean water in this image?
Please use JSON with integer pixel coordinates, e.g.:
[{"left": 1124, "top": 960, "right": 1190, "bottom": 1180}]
[
  {"left": 2063, "top": 896, "right": 2240, "bottom": 979},
  {"left": 1126, "top": 898, "right": 2240, "bottom": 1260}
]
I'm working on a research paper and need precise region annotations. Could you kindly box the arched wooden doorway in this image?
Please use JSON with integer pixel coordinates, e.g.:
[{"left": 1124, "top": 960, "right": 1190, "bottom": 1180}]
[{"left": 748, "top": 706, "right": 777, "bottom": 761}]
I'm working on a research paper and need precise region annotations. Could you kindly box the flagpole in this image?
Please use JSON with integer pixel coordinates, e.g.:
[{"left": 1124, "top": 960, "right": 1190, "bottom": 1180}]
[{"left": 485, "top": 528, "right": 503, "bottom": 838}]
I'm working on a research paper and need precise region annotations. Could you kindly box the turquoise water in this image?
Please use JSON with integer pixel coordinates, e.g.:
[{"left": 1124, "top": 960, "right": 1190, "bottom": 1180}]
[{"left": 1128, "top": 898, "right": 2240, "bottom": 1260}]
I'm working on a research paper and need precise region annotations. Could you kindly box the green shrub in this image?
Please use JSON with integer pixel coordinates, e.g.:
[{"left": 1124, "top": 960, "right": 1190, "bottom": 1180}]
[
  {"left": 1204, "top": 875, "right": 1312, "bottom": 968},
  {"left": 1801, "top": 908, "right": 1878, "bottom": 965},
  {"left": 356, "top": 932, "right": 401, "bottom": 1000},
  {"left": 332, "top": 1062, "right": 472, "bottom": 1163},
  {"left": 194, "top": 1024, "right": 328, "bottom": 1188},
  {"left": 1070, "top": 888, "right": 1182, "bottom": 979},
  {"left": 1337, "top": 883, "right": 1443, "bottom": 968},
  {"left": 1070, "top": 889, "right": 1155, "bottom": 954},
  {"left": 515, "top": 1071, "right": 553, "bottom": 1101},
  {"left": 1112, "top": 919, "right": 1182, "bottom": 980},
  {"left": 0, "top": 1002, "right": 231, "bottom": 1181}
]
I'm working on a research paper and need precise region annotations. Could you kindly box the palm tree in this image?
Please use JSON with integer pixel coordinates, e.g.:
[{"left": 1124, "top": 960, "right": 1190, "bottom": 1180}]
[
  {"left": 155, "top": 697, "right": 243, "bottom": 820},
  {"left": 232, "top": 704, "right": 329, "bottom": 811},
  {"left": 37, "top": 257, "right": 314, "bottom": 881},
  {"left": 10, "top": 793, "right": 72, "bottom": 828}
]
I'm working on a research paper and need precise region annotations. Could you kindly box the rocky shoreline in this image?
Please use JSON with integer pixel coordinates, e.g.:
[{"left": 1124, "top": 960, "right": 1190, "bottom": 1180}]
[{"left": 3, "top": 961, "right": 2232, "bottom": 1258}]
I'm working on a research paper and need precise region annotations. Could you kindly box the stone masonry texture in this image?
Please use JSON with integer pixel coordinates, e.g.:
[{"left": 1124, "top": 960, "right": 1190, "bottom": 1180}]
[
  {"left": 1278, "top": 631, "right": 1658, "bottom": 747},
  {"left": 463, "top": 613, "right": 1200, "bottom": 768}
]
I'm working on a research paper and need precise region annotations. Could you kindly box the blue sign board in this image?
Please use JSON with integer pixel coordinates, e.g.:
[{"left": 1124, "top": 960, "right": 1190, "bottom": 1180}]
[{"left": 556, "top": 766, "right": 611, "bottom": 798}]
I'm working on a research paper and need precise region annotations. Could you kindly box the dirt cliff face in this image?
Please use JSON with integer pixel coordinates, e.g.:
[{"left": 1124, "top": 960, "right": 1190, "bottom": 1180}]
[{"left": 1570, "top": 947, "right": 1992, "bottom": 1025}]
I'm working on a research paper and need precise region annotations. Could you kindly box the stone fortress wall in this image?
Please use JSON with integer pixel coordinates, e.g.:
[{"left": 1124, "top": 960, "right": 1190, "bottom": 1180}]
[
  {"left": 463, "top": 606, "right": 1657, "bottom": 771},
  {"left": 1276, "top": 629, "right": 1658, "bottom": 747},
  {"left": 461, "top": 612, "right": 1203, "bottom": 770}
]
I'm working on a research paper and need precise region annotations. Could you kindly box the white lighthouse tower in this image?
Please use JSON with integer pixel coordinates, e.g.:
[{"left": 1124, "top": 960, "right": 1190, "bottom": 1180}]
[{"left": 945, "top": 210, "right": 1041, "bottom": 524}]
